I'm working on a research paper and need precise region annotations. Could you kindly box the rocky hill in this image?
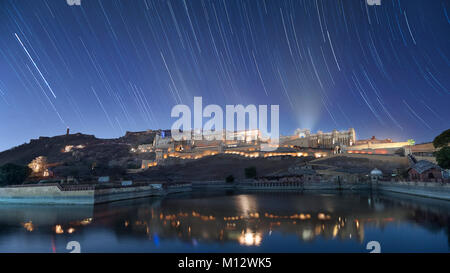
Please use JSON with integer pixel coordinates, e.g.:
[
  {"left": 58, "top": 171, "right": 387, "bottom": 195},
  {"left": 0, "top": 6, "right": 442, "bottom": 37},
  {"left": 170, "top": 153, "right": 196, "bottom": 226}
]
[
  {"left": 0, "top": 131, "right": 160, "bottom": 180},
  {"left": 0, "top": 133, "right": 101, "bottom": 166},
  {"left": 311, "top": 155, "right": 409, "bottom": 174},
  {"left": 0, "top": 130, "right": 409, "bottom": 183}
]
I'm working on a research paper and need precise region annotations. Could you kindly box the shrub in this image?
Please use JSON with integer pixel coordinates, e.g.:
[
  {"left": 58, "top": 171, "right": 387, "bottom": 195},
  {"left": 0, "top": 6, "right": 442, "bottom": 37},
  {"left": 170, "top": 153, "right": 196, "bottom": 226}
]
[
  {"left": 435, "top": 146, "right": 450, "bottom": 169},
  {"left": 0, "top": 164, "right": 32, "bottom": 186},
  {"left": 433, "top": 129, "right": 450, "bottom": 149},
  {"left": 225, "top": 175, "right": 235, "bottom": 183},
  {"left": 244, "top": 166, "right": 257, "bottom": 179},
  {"left": 127, "top": 162, "right": 141, "bottom": 169}
]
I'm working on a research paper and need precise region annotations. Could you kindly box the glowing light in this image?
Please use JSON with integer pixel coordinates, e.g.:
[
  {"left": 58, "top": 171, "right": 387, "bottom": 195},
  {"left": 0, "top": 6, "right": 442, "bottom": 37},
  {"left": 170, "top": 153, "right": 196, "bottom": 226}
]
[
  {"left": 55, "top": 225, "right": 64, "bottom": 234},
  {"left": 302, "top": 229, "right": 313, "bottom": 240},
  {"left": 23, "top": 221, "right": 34, "bottom": 232},
  {"left": 332, "top": 225, "right": 339, "bottom": 238},
  {"left": 80, "top": 218, "right": 92, "bottom": 225},
  {"left": 239, "top": 231, "right": 262, "bottom": 246}
]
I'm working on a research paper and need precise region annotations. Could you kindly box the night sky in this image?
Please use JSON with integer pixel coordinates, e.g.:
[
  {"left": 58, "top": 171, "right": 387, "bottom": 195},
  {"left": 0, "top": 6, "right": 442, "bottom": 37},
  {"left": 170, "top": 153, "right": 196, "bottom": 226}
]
[{"left": 0, "top": 0, "right": 449, "bottom": 152}]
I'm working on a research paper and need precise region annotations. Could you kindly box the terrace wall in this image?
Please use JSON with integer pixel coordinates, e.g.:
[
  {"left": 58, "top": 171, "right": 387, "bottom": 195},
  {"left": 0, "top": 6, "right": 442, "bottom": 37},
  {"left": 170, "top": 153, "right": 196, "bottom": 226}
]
[{"left": 375, "top": 181, "right": 450, "bottom": 201}]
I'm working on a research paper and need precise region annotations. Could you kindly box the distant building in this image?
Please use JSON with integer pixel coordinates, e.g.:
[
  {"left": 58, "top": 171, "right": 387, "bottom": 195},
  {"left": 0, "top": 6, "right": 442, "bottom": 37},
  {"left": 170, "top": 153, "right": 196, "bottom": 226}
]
[
  {"left": 153, "top": 132, "right": 173, "bottom": 149},
  {"left": 290, "top": 128, "right": 356, "bottom": 149},
  {"left": 408, "top": 160, "right": 442, "bottom": 182},
  {"left": 355, "top": 136, "right": 393, "bottom": 145},
  {"left": 402, "top": 142, "right": 439, "bottom": 164},
  {"left": 136, "top": 144, "right": 153, "bottom": 153},
  {"left": 343, "top": 135, "right": 410, "bottom": 155},
  {"left": 409, "top": 142, "right": 437, "bottom": 157},
  {"left": 370, "top": 168, "right": 383, "bottom": 182},
  {"left": 131, "top": 127, "right": 414, "bottom": 166},
  {"left": 98, "top": 176, "right": 110, "bottom": 183}
]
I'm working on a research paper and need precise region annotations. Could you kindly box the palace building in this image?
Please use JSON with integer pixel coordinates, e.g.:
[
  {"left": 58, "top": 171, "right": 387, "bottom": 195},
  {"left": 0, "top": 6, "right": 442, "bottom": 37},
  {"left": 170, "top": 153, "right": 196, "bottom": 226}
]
[
  {"left": 136, "top": 127, "right": 416, "bottom": 169},
  {"left": 282, "top": 128, "right": 356, "bottom": 150}
]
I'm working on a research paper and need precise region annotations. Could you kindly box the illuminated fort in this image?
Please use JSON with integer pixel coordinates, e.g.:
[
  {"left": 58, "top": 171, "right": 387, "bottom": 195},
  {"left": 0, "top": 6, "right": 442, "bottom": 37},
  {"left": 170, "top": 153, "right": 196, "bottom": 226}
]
[
  {"left": 136, "top": 128, "right": 413, "bottom": 169},
  {"left": 282, "top": 128, "right": 356, "bottom": 151}
]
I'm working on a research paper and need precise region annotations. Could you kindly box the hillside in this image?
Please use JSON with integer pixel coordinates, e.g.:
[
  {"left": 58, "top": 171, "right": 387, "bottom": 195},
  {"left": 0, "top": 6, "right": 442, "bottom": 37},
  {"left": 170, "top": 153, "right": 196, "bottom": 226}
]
[
  {"left": 0, "top": 133, "right": 101, "bottom": 166},
  {"left": 0, "top": 131, "right": 412, "bottom": 183},
  {"left": 310, "top": 154, "right": 409, "bottom": 174},
  {"left": 0, "top": 132, "right": 160, "bottom": 179},
  {"left": 135, "top": 154, "right": 315, "bottom": 182}
]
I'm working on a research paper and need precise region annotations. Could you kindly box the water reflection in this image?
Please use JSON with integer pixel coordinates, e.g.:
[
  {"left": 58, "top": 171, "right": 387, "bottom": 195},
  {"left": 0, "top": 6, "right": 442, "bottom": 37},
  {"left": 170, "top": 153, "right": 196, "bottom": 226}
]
[{"left": 0, "top": 191, "right": 449, "bottom": 252}]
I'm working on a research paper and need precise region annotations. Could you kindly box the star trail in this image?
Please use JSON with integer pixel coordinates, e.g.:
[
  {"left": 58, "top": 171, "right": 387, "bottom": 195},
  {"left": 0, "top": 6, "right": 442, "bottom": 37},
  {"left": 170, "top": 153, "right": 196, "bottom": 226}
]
[{"left": 0, "top": 0, "right": 449, "bottom": 151}]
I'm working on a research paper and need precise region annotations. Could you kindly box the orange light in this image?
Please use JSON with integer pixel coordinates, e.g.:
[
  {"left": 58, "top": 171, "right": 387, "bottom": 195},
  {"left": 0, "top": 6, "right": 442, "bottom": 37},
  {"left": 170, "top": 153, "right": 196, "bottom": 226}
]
[
  {"left": 55, "top": 225, "right": 64, "bottom": 234},
  {"left": 23, "top": 221, "right": 34, "bottom": 232}
]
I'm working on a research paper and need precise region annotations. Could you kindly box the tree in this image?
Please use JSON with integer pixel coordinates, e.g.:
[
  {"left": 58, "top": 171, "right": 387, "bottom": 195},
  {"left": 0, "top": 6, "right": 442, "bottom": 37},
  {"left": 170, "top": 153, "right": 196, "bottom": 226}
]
[
  {"left": 244, "top": 166, "right": 257, "bottom": 179},
  {"left": 433, "top": 129, "right": 450, "bottom": 169},
  {"left": 433, "top": 129, "right": 450, "bottom": 149},
  {"left": 225, "top": 175, "right": 235, "bottom": 183},
  {"left": 108, "top": 166, "right": 127, "bottom": 179},
  {"left": 0, "top": 164, "right": 32, "bottom": 186},
  {"left": 69, "top": 168, "right": 80, "bottom": 178},
  {"left": 407, "top": 139, "right": 415, "bottom": 146},
  {"left": 435, "top": 146, "right": 450, "bottom": 169}
]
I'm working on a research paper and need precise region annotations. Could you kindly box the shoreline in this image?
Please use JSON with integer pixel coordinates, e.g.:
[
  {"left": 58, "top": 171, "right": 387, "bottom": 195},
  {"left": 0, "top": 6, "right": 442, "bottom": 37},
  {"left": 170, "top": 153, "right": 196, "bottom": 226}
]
[
  {"left": 0, "top": 180, "right": 449, "bottom": 204},
  {"left": 188, "top": 180, "right": 450, "bottom": 201},
  {"left": 0, "top": 183, "right": 165, "bottom": 205},
  {"left": 374, "top": 181, "right": 450, "bottom": 201}
]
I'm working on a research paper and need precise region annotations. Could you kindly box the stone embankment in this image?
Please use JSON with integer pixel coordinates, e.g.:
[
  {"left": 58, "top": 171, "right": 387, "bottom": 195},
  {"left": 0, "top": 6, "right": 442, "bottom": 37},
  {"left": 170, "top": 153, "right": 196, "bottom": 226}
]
[
  {"left": 0, "top": 183, "right": 165, "bottom": 205},
  {"left": 1, "top": 180, "right": 448, "bottom": 205},
  {"left": 375, "top": 181, "right": 450, "bottom": 201}
]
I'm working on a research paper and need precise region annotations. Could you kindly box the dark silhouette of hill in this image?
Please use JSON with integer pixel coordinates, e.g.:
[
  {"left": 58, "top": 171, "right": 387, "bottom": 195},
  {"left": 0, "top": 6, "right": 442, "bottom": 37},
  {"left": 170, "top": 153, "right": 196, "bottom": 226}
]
[
  {"left": 0, "top": 133, "right": 101, "bottom": 166},
  {"left": 0, "top": 131, "right": 161, "bottom": 179},
  {"left": 0, "top": 130, "right": 163, "bottom": 166}
]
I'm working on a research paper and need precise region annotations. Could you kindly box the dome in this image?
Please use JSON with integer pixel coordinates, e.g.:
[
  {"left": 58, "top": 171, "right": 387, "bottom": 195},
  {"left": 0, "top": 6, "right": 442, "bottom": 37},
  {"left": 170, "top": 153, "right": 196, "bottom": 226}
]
[{"left": 370, "top": 168, "right": 383, "bottom": 176}]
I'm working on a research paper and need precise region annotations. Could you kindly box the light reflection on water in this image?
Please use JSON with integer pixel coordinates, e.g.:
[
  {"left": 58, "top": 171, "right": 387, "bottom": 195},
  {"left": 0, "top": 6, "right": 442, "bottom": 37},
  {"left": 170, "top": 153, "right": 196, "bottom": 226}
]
[{"left": 0, "top": 191, "right": 449, "bottom": 253}]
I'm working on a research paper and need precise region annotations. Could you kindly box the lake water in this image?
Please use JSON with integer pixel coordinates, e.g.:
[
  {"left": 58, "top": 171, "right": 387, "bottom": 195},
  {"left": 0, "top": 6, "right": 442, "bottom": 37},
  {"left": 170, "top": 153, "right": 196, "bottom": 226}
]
[{"left": 0, "top": 190, "right": 449, "bottom": 253}]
